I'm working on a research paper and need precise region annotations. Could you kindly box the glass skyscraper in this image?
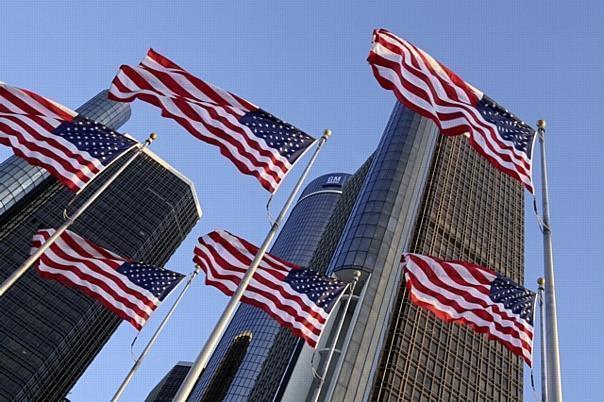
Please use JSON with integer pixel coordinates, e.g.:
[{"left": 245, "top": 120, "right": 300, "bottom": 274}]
[
  {"left": 282, "top": 103, "right": 525, "bottom": 402},
  {"left": 146, "top": 362, "right": 193, "bottom": 402},
  {"left": 0, "top": 91, "right": 201, "bottom": 401},
  {"left": 187, "top": 102, "right": 525, "bottom": 402},
  {"left": 187, "top": 173, "right": 351, "bottom": 402}
]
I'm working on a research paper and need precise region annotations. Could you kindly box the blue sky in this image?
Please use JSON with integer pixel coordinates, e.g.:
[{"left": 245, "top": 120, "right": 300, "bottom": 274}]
[{"left": 1, "top": 1, "right": 602, "bottom": 401}]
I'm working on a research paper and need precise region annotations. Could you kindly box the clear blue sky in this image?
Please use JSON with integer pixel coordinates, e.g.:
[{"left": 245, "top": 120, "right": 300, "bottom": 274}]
[{"left": 1, "top": 1, "right": 602, "bottom": 401}]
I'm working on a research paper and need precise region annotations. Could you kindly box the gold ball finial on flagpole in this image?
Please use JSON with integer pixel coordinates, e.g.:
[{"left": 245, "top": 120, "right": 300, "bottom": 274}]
[
  {"left": 537, "top": 277, "right": 545, "bottom": 286},
  {"left": 150, "top": 132, "right": 158, "bottom": 141},
  {"left": 322, "top": 129, "right": 332, "bottom": 139},
  {"left": 537, "top": 120, "right": 546, "bottom": 129}
]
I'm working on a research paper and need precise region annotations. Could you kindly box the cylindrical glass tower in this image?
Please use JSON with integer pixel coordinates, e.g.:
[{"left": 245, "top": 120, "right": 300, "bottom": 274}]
[{"left": 188, "top": 173, "right": 351, "bottom": 402}]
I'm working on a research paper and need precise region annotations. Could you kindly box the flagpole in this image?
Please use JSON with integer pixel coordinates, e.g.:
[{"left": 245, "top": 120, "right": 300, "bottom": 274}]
[
  {"left": 310, "top": 270, "right": 360, "bottom": 402},
  {"left": 537, "top": 120, "right": 563, "bottom": 402},
  {"left": 173, "top": 129, "right": 331, "bottom": 402},
  {"left": 538, "top": 277, "right": 548, "bottom": 402},
  {"left": 111, "top": 266, "right": 201, "bottom": 402},
  {"left": 0, "top": 133, "right": 158, "bottom": 297}
]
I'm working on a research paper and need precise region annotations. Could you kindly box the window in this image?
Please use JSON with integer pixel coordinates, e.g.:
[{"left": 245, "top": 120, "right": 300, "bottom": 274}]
[{"left": 201, "top": 332, "right": 253, "bottom": 402}]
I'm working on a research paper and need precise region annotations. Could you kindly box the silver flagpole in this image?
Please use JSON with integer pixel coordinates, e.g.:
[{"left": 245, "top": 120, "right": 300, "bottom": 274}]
[
  {"left": 538, "top": 277, "right": 548, "bottom": 402},
  {"left": 111, "top": 266, "right": 201, "bottom": 402},
  {"left": 537, "top": 120, "right": 563, "bottom": 402},
  {"left": 173, "top": 129, "right": 331, "bottom": 402},
  {"left": 310, "top": 270, "right": 361, "bottom": 402},
  {"left": 0, "top": 133, "right": 158, "bottom": 297}
]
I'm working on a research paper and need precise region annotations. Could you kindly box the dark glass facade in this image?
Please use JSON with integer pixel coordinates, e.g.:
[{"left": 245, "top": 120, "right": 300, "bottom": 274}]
[
  {"left": 145, "top": 362, "right": 192, "bottom": 402},
  {"left": 0, "top": 92, "right": 201, "bottom": 401},
  {"left": 188, "top": 173, "right": 351, "bottom": 402}
]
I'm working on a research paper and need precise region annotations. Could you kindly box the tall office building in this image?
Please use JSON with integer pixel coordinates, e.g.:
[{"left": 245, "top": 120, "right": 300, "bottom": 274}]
[
  {"left": 0, "top": 91, "right": 201, "bottom": 401},
  {"left": 145, "top": 362, "right": 193, "bottom": 402},
  {"left": 253, "top": 103, "right": 525, "bottom": 401},
  {"left": 187, "top": 173, "right": 351, "bottom": 402}
]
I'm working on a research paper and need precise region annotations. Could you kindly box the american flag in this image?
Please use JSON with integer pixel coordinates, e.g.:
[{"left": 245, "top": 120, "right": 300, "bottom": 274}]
[
  {"left": 194, "top": 230, "right": 348, "bottom": 348},
  {"left": 32, "top": 229, "right": 184, "bottom": 330},
  {"left": 108, "top": 49, "right": 317, "bottom": 193},
  {"left": 368, "top": 29, "right": 536, "bottom": 193},
  {"left": 0, "top": 82, "right": 137, "bottom": 191},
  {"left": 402, "top": 253, "right": 536, "bottom": 365}
]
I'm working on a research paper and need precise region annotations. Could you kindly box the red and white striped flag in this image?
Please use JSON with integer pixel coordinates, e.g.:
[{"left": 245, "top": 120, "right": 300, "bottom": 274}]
[
  {"left": 109, "top": 49, "right": 316, "bottom": 193},
  {"left": 0, "top": 82, "right": 137, "bottom": 191},
  {"left": 194, "top": 230, "right": 348, "bottom": 348},
  {"left": 368, "top": 29, "right": 536, "bottom": 192},
  {"left": 402, "top": 253, "right": 536, "bottom": 365},
  {"left": 32, "top": 229, "right": 184, "bottom": 330}
]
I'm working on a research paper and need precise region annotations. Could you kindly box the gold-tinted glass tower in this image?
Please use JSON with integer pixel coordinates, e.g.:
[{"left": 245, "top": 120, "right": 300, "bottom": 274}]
[
  {"left": 371, "top": 134, "right": 524, "bottom": 401},
  {"left": 279, "top": 103, "right": 525, "bottom": 402}
]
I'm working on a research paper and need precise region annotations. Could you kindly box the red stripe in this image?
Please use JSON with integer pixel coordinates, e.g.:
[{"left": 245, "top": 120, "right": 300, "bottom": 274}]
[
  {"left": 406, "top": 279, "right": 532, "bottom": 365},
  {"left": 401, "top": 254, "right": 534, "bottom": 365},
  {"left": 405, "top": 266, "right": 533, "bottom": 345},
  {"left": 368, "top": 31, "right": 534, "bottom": 192},
  {"left": 372, "top": 36, "right": 534, "bottom": 176},
  {"left": 197, "top": 253, "right": 310, "bottom": 321},
  {"left": 109, "top": 48, "right": 311, "bottom": 193},
  {"left": 58, "top": 230, "right": 124, "bottom": 263},
  {"left": 0, "top": 124, "right": 82, "bottom": 191},
  {"left": 51, "top": 238, "right": 158, "bottom": 311},
  {"left": 369, "top": 64, "right": 533, "bottom": 192},
  {"left": 193, "top": 230, "right": 348, "bottom": 347},
  {"left": 380, "top": 31, "right": 480, "bottom": 105},
  {"left": 37, "top": 269, "right": 145, "bottom": 330},
  {"left": 204, "top": 231, "right": 297, "bottom": 273},
  {"left": 203, "top": 274, "right": 319, "bottom": 347},
  {"left": 203, "top": 265, "right": 324, "bottom": 333},
  {"left": 194, "top": 241, "right": 288, "bottom": 282},
  {"left": 37, "top": 253, "right": 153, "bottom": 323},
  {"left": 18, "top": 87, "right": 76, "bottom": 120},
  {"left": 31, "top": 229, "right": 171, "bottom": 331},
  {"left": 0, "top": 87, "right": 71, "bottom": 119},
  {"left": 408, "top": 256, "right": 533, "bottom": 337},
  {"left": 372, "top": 33, "right": 532, "bottom": 172},
  {"left": 140, "top": 62, "right": 235, "bottom": 109},
  {"left": 0, "top": 114, "right": 101, "bottom": 176},
  {"left": 221, "top": 231, "right": 300, "bottom": 270},
  {"left": 407, "top": 254, "right": 493, "bottom": 286},
  {"left": 369, "top": 52, "right": 532, "bottom": 175},
  {"left": 45, "top": 240, "right": 157, "bottom": 310},
  {"left": 195, "top": 249, "right": 325, "bottom": 331},
  {"left": 109, "top": 79, "right": 285, "bottom": 191},
  {"left": 239, "top": 295, "right": 319, "bottom": 348},
  {"left": 146, "top": 49, "right": 257, "bottom": 111},
  {"left": 204, "top": 270, "right": 325, "bottom": 332},
  {"left": 192, "top": 230, "right": 339, "bottom": 346},
  {"left": 113, "top": 69, "right": 290, "bottom": 175}
]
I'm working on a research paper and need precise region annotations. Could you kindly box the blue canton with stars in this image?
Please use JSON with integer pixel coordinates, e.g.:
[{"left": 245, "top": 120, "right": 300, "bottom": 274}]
[
  {"left": 477, "top": 95, "right": 536, "bottom": 159},
  {"left": 489, "top": 275, "right": 536, "bottom": 325},
  {"left": 117, "top": 262, "right": 184, "bottom": 301},
  {"left": 284, "top": 268, "right": 347, "bottom": 313},
  {"left": 53, "top": 115, "right": 137, "bottom": 164},
  {"left": 239, "top": 109, "right": 316, "bottom": 163}
]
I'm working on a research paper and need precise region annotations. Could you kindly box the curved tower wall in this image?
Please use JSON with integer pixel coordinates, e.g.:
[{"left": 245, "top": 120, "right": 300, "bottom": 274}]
[
  {"left": 324, "top": 104, "right": 439, "bottom": 401},
  {"left": 189, "top": 173, "right": 351, "bottom": 402}
]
